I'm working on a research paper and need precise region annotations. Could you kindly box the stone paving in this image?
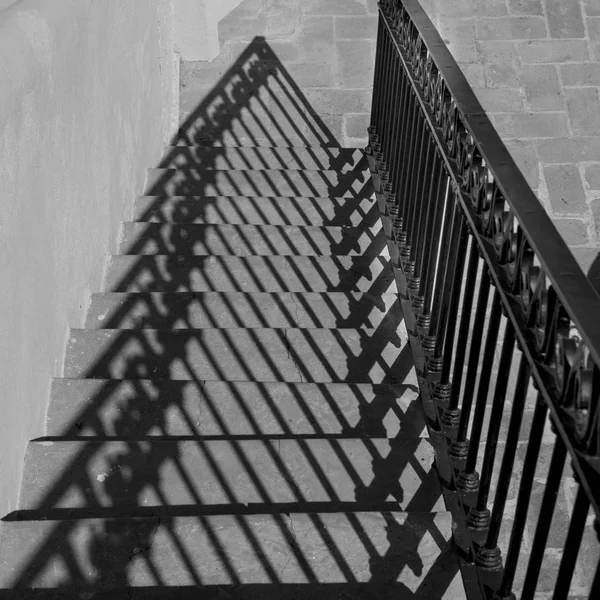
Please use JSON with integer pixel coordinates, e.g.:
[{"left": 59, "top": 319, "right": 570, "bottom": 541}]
[
  {"left": 180, "top": 0, "right": 379, "bottom": 148},
  {"left": 420, "top": 0, "right": 600, "bottom": 278}
]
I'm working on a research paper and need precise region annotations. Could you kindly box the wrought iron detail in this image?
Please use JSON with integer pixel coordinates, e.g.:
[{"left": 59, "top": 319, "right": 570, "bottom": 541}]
[{"left": 368, "top": 1, "right": 600, "bottom": 598}]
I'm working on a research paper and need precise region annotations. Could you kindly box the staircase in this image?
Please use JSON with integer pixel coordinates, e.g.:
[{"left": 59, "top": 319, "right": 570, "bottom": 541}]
[{"left": 0, "top": 113, "right": 466, "bottom": 598}]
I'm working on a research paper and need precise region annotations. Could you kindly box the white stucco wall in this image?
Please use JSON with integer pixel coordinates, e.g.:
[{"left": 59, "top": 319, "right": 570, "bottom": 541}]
[
  {"left": 0, "top": 0, "right": 176, "bottom": 515},
  {"left": 0, "top": 0, "right": 19, "bottom": 10},
  {"left": 174, "top": 0, "right": 243, "bottom": 61}
]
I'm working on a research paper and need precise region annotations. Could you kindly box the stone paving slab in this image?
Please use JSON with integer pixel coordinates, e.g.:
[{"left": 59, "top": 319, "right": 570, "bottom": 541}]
[
  {"left": 0, "top": 512, "right": 464, "bottom": 596},
  {"left": 180, "top": 0, "right": 378, "bottom": 148},
  {"left": 421, "top": 0, "right": 600, "bottom": 275},
  {"left": 85, "top": 292, "right": 400, "bottom": 329},
  {"left": 103, "top": 255, "right": 395, "bottom": 294},
  {"left": 19, "top": 438, "right": 442, "bottom": 511},
  {"left": 46, "top": 379, "right": 425, "bottom": 439},
  {"left": 132, "top": 195, "right": 382, "bottom": 227},
  {"left": 118, "top": 223, "right": 386, "bottom": 257},
  {"left": 63, "top": 327, "right": 409, "bottom": 383},
  {"left": 144, "top": 168, "right": 374, "bottom": 198}
]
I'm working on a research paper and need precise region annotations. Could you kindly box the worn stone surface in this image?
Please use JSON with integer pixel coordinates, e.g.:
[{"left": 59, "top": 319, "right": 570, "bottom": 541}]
[
  {"left": 46, "top": 379, "right": 425, "bottom": 438},
  {"left": 103, "top": 254, "right": 395, "bottom": 293},
  {"left": 425, "top": 0, "right": 600, "bottom": 274},
  {"left": 0, "top": 513, "right": 465, "bottom": 596},
  {"left": 119, "top": 223, "right": 386, "bottom": 256},
  {"left": 19, "top": 438, "right": 443, "bottom": 511},
  {"left": 158, "top": 146, "right": 366, "bottom": 171},
  {"left": 63, "top": 327, "right": 408, "bottom": 383},
  {"left": 85, "top": 291, "right": 399, "bottom": 329},
  {"left": 145, "top": 167, "right": 374, "bottom": 198},
  {"left": 132, "top": 195, "right": 382, "bottom": 227}
]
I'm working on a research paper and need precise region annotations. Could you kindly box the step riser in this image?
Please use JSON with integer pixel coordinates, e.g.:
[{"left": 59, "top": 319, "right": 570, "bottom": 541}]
[
  {"left": 159, "top": 147, "right": 366, "bottom": 172},
  {"left": 145, "top": 168, "right": 374, "bottom": 198},
  {"left": 103, "top": 256, "right": 395, "bottom": 294},
  {"left": 19, "top": 439, "right": 442, "bottom": 512},
  {"left": 118, "top": 223, "right": 387, "bottom": 257},
  {"left": 85, "top": 292, "right": 401, "bottom": 330},
  {"left": 133, "top": 196, "right": 382, "bottom": 227},
  {"left": 0, "top": 513, "right": 460, "bottom": 591},
  {"left": 63, "top": 328, "right": 409, "bottom": 383},
  {"left": 46, "top": 380, "right": 425, "bottom": 439}
]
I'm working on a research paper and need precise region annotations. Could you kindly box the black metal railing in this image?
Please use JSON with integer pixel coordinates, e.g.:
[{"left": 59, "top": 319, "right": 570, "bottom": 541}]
[{"left": 367, "top": 1, "right": 600, "bottom": 599}]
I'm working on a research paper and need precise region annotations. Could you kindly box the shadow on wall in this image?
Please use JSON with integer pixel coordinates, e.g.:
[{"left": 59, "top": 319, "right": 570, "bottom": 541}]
[{"left": 0, "top": 37, "right": 457, "bottom": 599}]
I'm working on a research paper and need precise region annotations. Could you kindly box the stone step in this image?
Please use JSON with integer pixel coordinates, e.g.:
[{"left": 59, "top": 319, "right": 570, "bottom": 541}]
[
  {"left": 18, "top": 438, "right": 443, "bottom": 513},
  {"left": 45, "top": 379, "right": 425, "bottom": 439},
  {"left": 63, "top": 327, "right": 409, "bottom": 383},
  {"left": 176, "top": 104, "right": 346, "bottom": 149},
  {"left": 132, "top": 195, "right": 381, "bottom": 227},
  {"left": 0, "top": 512, "right": 466, "bottom": 598},
  {"left": 177, "top": 87, "right": 345, "bottom": 149},
  {"left": 118, "top": 223, "right": 386, "bottom": 257},
  {"left": 102, "top": 255, "right": 395, "bottom": 294},
  {"left": 158, "top": 146, "right": 365, "bottom": 171},
  {"left": 85, "top": 292, "right": 401, "bottom": 329},
  {"left": 144, "top": 168, "right": 373, "bottom": 198}
]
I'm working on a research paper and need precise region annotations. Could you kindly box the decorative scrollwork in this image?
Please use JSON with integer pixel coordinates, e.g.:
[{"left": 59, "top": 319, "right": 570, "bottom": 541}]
[{"left": 375, "top": 0, "right": 600, "bottom": 463}]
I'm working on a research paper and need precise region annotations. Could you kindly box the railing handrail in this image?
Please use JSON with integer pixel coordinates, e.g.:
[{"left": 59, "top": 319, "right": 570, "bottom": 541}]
[
  {"left": 376, "top": 0, "right": 600, "bottom": 520},
  {"left": 387, "top": 0, "right": 600, "bottom": 368},
  {"left": 368, "top": 1, "right": 600, "bottom": 597}
]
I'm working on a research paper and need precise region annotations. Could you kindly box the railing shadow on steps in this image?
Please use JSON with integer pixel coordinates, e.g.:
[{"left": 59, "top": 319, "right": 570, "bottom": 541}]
[
  {"left": 0, "top": 36, "right": 461, "bottom": 599},
  {"left": 366, "top": 1, "right": 600, "bottom": 599}
]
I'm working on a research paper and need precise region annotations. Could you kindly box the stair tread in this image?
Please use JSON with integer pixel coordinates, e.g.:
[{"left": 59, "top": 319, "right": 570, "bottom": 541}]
[
  {"left": 63, "top": 327, "right": 410, "bottom": 383},
  {"left": 85, "top": 291, "right": 400, "bottom": 329},
  {"left": 158, "top": 146, "right": 366, "bottom": 172},
  {"left": 133, "top": 195, "right": 381, "bottom": 227},
  {"left": 103, "top": 254, "right": 395, "bottom": 293},
  {"left": 18, "top": 438, "right": 443, "bottom": 512},
  {"left": 0, "top": 512, "right": 465, "bottom": 598},
  {"left": 118, "top": 222, "right": 387, "bottom": 256},
  {"left": 144, "top": 168, "right": 373, "bottom": 198},
  {"left": 46, "top": 379, "right": 425, "bottom": 439}
]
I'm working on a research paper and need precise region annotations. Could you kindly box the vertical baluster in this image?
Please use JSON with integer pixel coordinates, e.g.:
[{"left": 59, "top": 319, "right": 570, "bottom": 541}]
[
  {"left": 520, "top": 436, "right": 567, "bottom": 600},
  {"left": 370, "top": 12, "right": 386, "bottom": 131},
  {"left": 449, "top": 264, "right": 491, "bottom": 460},
  {"left": 388, "top": 55, "right": 405, "bottom": 191},
  {"left": 417, "top": 165, "right": 450, "bottom": 335},
  {"left": 476, "top": 355, "right": 531, "bottom": 569},
  {"left": 378, "top": 30, "right": 393, "bottom": 158},
  {"left": 424, "top": 184, "right": 459, "bottom": 354},
  {"left": 397, "top": 90, "right": 420, "bottom": 227},
  {"left": 383, "top": 50, "right": 401, "bottom": 165},
  {"left": 495, "top": 395, "right": 549, "bottom": 600},
  {"left": 552, "top": 486, "right": 590, "bottom": 600},
  {"left": 430, "top": 209, "right": 469, "bottom": 387},
  {"left": 399, "top": 113, "right": 428, "bottom": 271},
  {"left": 387, "top": 52, "right": 405, "bottom": 183},
  {"left": 411, "top": 150, "right": 443, "bottom": 311},
  {"left": 467, "top": 320, "right": 516, "bottom": 530},
  {"left": 391, "top": 73, "right": 414, "bottom": 207},
  {"left": 406, "top": 135, "right": 435, "bottom": 293},
  {"left": 440, "top": 236, "right": 479, "bottom": 427},
  {"left": 404, "top": 115, "right": 430, "bottom": 262},
  {"left": 376, "top": 27, "right": 392, "bottom": 149},
  {"left": 456, "top": 289, "right": 502, "bottom": 491}
]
